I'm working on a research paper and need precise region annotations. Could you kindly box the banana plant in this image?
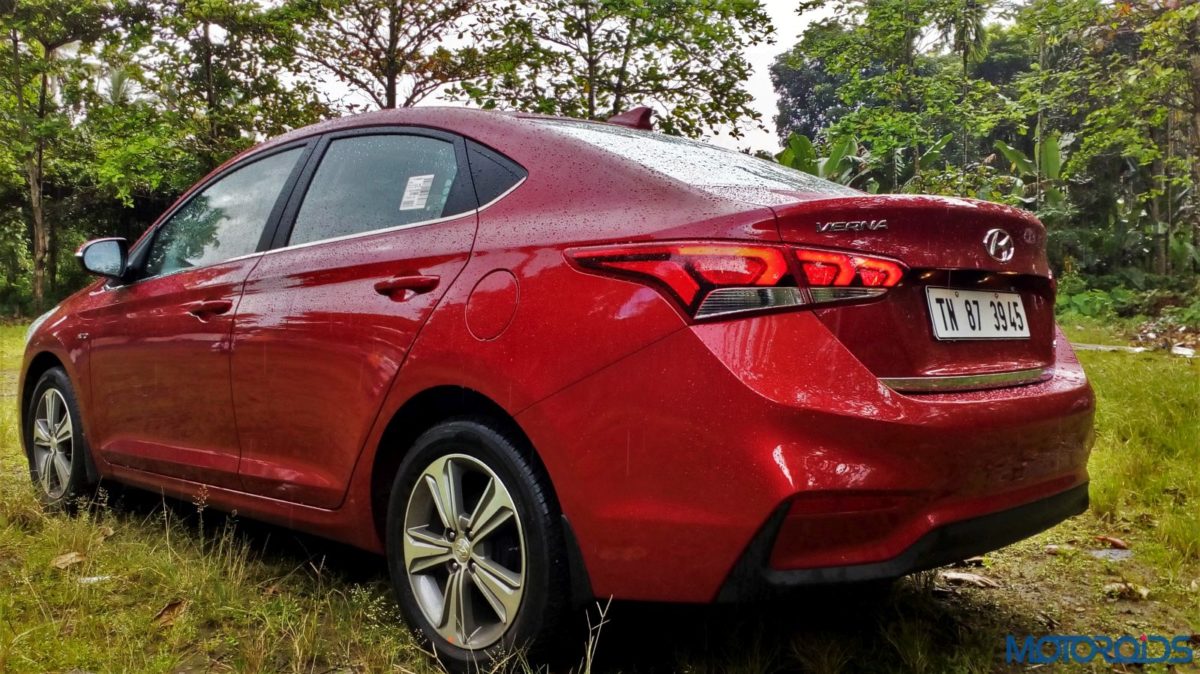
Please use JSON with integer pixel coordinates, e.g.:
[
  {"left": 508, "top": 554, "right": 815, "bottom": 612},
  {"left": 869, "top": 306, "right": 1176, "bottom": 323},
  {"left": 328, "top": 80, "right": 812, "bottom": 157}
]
[
  {"left": 896, "top": 132, "right": 955, "bottom": 192},
  {"left": 777, "top": 131, "right": 954, "bottom": 194},
  {"left": 776, "top": 132, "right": 877, "bottom": 191},
  {"left": 993, "top": 131, "right": 1071, "bottom": 211}
]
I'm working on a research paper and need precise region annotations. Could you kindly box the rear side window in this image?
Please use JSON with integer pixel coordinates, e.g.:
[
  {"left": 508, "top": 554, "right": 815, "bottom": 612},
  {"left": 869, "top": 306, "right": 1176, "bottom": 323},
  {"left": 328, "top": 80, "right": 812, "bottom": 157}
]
[
  {"left": 143, "top": 147, "right": 302, "bottom": 277},
  {"left": 466, "top": 140, "right": 526, "bottom": 205},
  {"left": 289, "top": 135, "right": 470, "bottom": 246},
  {"left": 538, "top": 120, "right": 857, "bottom": 197}
]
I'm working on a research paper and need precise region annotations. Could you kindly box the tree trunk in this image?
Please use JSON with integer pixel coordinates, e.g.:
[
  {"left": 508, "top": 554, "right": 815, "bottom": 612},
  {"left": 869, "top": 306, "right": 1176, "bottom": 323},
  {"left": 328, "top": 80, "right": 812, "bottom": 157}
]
[
  {"left": 201, "top": 22, "right": 218, "bottom": 156},
  {"left": 1150, "top": 156, "right": 1167, "bottom": 275},
  {"left": 1189, "top": 13, "right": 1200, "bottom": 272},
  {"left": 583, "top": 4, "right": 596, "bottom": 118},
  {"left": 28, "top": 157, "right": 47, "bottom": 313},
  {"left": 961, "top": 46, "right": 969, "bottom": 194},
  {"left": 38, "top": 65, "right": 56, "bottom": 296},
  {"left": 385, "top": 6, "right": 398, "bottom": 108},
  {"left": 610, "top": 18, "right": 638, "bottom": 116},
  {"left": 1192, "top": 103, "right": 1200, "bottom": 272}
]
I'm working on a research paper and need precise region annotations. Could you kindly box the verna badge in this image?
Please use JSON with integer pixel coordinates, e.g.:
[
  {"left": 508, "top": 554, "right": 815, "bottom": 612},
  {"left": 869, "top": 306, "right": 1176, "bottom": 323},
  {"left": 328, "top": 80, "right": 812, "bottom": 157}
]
[
  {"left": 816, "top": 220, "right": 888, "bottom": 233},
  {"left": 983, "top": 228, "right": 1015, "bottom": 262}
]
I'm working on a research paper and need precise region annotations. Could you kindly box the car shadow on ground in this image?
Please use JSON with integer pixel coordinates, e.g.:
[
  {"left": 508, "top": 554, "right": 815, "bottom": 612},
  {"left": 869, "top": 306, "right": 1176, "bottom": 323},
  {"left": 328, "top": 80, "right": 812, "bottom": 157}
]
[
  {"left": 583, "top": 583, "right": 1039, "bottom": 672},
  {"left": 102, "top": 479, "right": 389, "bottom": 584},
  {"left": 103, "top": 481, "right": 1037, "bottom": 673}
]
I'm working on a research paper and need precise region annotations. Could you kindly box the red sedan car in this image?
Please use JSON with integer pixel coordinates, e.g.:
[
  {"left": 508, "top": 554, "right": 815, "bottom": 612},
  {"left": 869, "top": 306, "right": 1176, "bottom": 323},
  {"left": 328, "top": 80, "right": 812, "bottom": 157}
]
[{"left": 21, "top": 107, "right": 1094, "bottom": 669}]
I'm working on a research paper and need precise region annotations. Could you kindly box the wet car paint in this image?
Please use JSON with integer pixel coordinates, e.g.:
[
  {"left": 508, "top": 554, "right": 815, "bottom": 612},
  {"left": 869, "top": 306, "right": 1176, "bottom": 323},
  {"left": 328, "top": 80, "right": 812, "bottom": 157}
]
[{"left": 20, "top": 107, "right": 1094, "bottom": 604}]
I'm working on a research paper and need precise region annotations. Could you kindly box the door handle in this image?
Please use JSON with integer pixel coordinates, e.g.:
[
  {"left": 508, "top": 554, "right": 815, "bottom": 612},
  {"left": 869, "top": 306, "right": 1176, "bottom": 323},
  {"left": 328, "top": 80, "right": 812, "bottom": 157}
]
[
  {"left": 186, "top": 299, "right": 234, "bottom": 318},
  {"left": 374, "top": 275, "right": 440, "bottom": 300}
]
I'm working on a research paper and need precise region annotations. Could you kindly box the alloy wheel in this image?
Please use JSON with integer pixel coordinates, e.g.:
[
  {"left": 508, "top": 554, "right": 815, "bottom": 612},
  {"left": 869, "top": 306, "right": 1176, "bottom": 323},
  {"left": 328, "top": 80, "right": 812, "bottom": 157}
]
[
  {"left": 31, "top": 388, "right": 73, "bottom": 499},
  {"left": 403, "top": 453, "right": 527, "bottom": 650}
]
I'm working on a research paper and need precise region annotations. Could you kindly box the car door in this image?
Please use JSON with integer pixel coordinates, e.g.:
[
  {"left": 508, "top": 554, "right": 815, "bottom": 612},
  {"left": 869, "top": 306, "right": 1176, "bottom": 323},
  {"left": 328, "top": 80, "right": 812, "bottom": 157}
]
[
  {"left": 230, "top": 128, "right": 480, "bottom": 508},
  {"left": 84, "top": 144, "right": 309, "bottom": 488}
]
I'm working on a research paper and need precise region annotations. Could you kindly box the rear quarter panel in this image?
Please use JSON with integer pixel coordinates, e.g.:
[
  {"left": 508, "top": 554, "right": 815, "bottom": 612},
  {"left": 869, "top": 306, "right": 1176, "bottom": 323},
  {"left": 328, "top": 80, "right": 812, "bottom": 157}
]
[
  {"left": 351, "top": 116, "right": 783, "bottom": 543},
  {"left": 390, "top": 114, "right": 781, "bottom": 410}
]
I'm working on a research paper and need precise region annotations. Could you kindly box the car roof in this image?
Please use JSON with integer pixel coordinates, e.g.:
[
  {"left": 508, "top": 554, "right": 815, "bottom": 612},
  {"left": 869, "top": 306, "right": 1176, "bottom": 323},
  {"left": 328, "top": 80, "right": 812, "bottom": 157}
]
[
  {"left": 214, "top": 107, "right": 636, "bottom": 182},
  {"left": 252, "top": 107, "right": 610, "bottom": 153}
]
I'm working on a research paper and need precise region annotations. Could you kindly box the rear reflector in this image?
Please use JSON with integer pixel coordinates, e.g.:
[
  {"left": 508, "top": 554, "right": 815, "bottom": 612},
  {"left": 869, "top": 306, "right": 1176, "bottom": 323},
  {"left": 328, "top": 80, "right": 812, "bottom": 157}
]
[
  {"left": 568, "top": 242, "right": 906, "bottom": 321},
  {"left": 695, "top": 287, "right": 805, "bottom": 320}
]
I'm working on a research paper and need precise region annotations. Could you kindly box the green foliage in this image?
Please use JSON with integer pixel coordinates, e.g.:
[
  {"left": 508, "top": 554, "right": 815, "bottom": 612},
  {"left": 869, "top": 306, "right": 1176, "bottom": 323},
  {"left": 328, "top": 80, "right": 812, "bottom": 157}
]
[
  {"left": 786, "top": 0, "right": 1018, "bottom": 183},
  {"left": 777, "top": 129, "right": 958, "bottom": 195},
  {"left": 770, "top": 22, "right": 865, "bottom": 143},
  {"left": 451, "top": 0, "right": 774, "bottom": 138},
  {"left": 992, "top": 131, "right": 1070, "bottom": 214},
  {"left": 0, "top": 0, "right": 1197, "bottom": 317},
  {"left": 1059, "top": 287, "right": 1118, "bottom": 319},
  {"left": 0, "top": 0, "right": 330, "bottom": 313},
  {"left": 776, "top": 131, "right": 877, "bottom": 191},
  {"left": 780, "top": 0, "right": 1200, "bottom": 296},
  {"left": 1167, "top": 299, "right": 1200, "bottom": 328},
  {"left": 139, "top": 0, "right": 328, "bottom": 168},
  {"left": 1055, "top": 268, "right": 1200, "bottom": 329},
  {"left": 0, "top": 213, "right": 33, "bottom": 316},
  {"left": 0, "top": 0, "right": 125, "bottom": 311}
]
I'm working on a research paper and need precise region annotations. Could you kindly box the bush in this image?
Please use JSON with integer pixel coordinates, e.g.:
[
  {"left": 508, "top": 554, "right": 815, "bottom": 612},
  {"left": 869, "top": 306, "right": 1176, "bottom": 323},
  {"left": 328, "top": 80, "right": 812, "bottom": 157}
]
[{"left": 1056, "top": 271, "right": 1200, "bottom": 326}]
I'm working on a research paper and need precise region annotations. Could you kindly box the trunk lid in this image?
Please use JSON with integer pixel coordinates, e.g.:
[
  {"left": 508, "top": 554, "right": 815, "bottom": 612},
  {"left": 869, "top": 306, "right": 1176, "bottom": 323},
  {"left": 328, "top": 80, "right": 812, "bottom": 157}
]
[{"left": 772, "top": 195, "right": 1056, "bottom": 383}]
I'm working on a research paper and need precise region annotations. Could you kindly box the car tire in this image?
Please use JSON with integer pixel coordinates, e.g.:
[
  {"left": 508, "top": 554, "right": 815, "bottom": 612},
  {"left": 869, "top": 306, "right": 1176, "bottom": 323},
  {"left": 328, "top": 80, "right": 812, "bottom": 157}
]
[
  {"left": 24, "top": 367, "right": 97, "bottom": 509},
  {"left": 385, "top": 418, "right": 574, "bottom": 672}
]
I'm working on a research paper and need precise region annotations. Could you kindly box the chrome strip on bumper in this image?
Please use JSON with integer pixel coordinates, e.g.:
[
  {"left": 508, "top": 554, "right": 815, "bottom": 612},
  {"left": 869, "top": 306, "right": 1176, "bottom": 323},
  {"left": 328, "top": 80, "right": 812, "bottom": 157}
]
[{"left": 881, "top": 367, "right": 1053, "bottom": 393}]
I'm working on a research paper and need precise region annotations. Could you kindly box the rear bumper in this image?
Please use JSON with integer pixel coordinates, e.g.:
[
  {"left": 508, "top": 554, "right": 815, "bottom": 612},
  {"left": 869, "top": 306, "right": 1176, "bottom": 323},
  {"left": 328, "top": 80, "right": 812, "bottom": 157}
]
[
  {"left": 716, "top": 482, "right": 1089, "bottom": 601},
  {"left": 519, "top": 311, "right": 1094, "bottom": 603}
]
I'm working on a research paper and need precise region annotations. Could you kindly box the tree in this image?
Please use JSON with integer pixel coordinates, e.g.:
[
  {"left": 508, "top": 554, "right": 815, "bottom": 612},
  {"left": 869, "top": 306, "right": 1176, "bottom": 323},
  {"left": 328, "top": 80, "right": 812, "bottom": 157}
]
[
  {"left": 453, "top": 0, "right": 774, "bottom": 138},
  {"left": 788, "top": 1, "right": 965, "bottom": 188},
  {"left": 935, "top": 0, "right": 989, "bottom": 70},
  {"left": 295, "top": 0, "right": 484, "bottom": 110},
  {"left": 141, "top": 0, "right": 328, "bottom": 171},
  {"left": 1052, "top": 1, "right": 1199, "bottom": 275},
  {"left": 1, "top": 0, "right": 115, "bottom": 312},
  {"left": 935, "top": 0, "right": 992, "bottom": 173},
  {"left": 770, "top": 23, "right": 870, "bottom": 142}
]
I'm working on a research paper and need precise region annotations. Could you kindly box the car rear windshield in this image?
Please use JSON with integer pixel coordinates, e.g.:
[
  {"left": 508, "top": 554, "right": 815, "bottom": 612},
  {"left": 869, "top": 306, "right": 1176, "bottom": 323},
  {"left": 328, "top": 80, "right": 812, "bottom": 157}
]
[{"left": 537, "top": 119, "right": 857, "bottom": 197}]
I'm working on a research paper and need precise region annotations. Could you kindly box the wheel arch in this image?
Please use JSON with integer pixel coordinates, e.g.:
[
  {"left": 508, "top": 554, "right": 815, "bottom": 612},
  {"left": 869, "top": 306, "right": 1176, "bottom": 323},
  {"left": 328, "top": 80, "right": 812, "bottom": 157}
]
[
  {"left": 21, "top": 351, "right": 70, "bottom": 456},
  {"left": 21, "top": 351, "right": 67, "bottom": 417},
  {"left": 20, "top": 350, "right": 100, "bottom": 483},
  {"left": 369, "top": 385, "right": 547, "bottom": 539},
  {"left": 367, "top": 384, "right": 593, "bottom": 606}
]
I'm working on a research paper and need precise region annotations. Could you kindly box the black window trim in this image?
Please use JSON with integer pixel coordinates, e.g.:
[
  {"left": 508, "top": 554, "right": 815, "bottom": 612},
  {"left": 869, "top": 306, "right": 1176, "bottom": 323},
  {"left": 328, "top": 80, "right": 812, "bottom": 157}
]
[
  {"left": 464, "top": 137, "right": 529, "bottom": 207},
  {"left": 264, "top": 125, "right": 526, "bottom": 253},
  {"left": 118, "top": 138, "right": 317, "bottom": 287}
]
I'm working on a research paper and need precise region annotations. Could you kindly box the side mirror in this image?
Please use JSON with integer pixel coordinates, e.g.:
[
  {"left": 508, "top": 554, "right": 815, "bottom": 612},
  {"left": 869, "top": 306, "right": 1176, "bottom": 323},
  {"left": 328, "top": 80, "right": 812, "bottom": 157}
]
[{"left": 76, "top": 237, "right": 129, "bottom": 280}]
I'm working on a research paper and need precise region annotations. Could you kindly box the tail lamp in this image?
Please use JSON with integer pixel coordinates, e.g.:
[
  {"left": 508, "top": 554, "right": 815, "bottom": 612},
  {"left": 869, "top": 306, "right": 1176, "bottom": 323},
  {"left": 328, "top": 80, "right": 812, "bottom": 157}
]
[{"left": 568, "top": 242, "right": 905, "bottom": 320}]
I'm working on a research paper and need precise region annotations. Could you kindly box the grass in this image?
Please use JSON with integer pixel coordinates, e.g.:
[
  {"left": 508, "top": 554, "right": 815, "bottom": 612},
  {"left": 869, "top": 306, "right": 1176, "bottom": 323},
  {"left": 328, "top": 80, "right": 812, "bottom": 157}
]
[
  {"left": 1057, "top": 315, "right": 1147, "bottom": 347},
  {"left": 1, "top": 322, "right": 1197, "bottom": 673}
]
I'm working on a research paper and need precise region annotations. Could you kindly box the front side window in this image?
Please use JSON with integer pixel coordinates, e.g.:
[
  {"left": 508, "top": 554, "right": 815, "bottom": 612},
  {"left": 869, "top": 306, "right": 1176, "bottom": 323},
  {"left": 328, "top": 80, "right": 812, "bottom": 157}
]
[
  {"left": 288, "top": 135, "right": 465, "bottom": 246},
  {"left": 144, "top": 147, "right": 302, "bottom": 278}
]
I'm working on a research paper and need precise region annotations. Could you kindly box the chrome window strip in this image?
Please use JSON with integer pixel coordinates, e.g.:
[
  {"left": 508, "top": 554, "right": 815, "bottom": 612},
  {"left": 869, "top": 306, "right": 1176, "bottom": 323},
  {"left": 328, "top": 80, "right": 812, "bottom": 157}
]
[
  {"left": 881, "top": 366, "right": 1053, "bottom": 393},
  {"left": 107, "top": 176, "right": 528, "bottom": 291},
  {"left": 262, "top": 175, "right": 528, "bottom": 257}
]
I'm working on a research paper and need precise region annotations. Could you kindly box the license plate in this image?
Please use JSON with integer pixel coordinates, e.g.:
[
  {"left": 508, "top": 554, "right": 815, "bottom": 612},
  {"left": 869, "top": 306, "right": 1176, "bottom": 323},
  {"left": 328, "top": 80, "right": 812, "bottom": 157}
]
[{"left": 925, "top": 287, "right": 1030, "bottom": 340}]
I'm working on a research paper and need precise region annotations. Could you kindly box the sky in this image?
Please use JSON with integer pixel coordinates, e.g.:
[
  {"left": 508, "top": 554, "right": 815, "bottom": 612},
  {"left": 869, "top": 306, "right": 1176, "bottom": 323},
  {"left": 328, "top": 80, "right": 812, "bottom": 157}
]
[{"left": 709, "top": 0, "right": 830, "bottom": 155}]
